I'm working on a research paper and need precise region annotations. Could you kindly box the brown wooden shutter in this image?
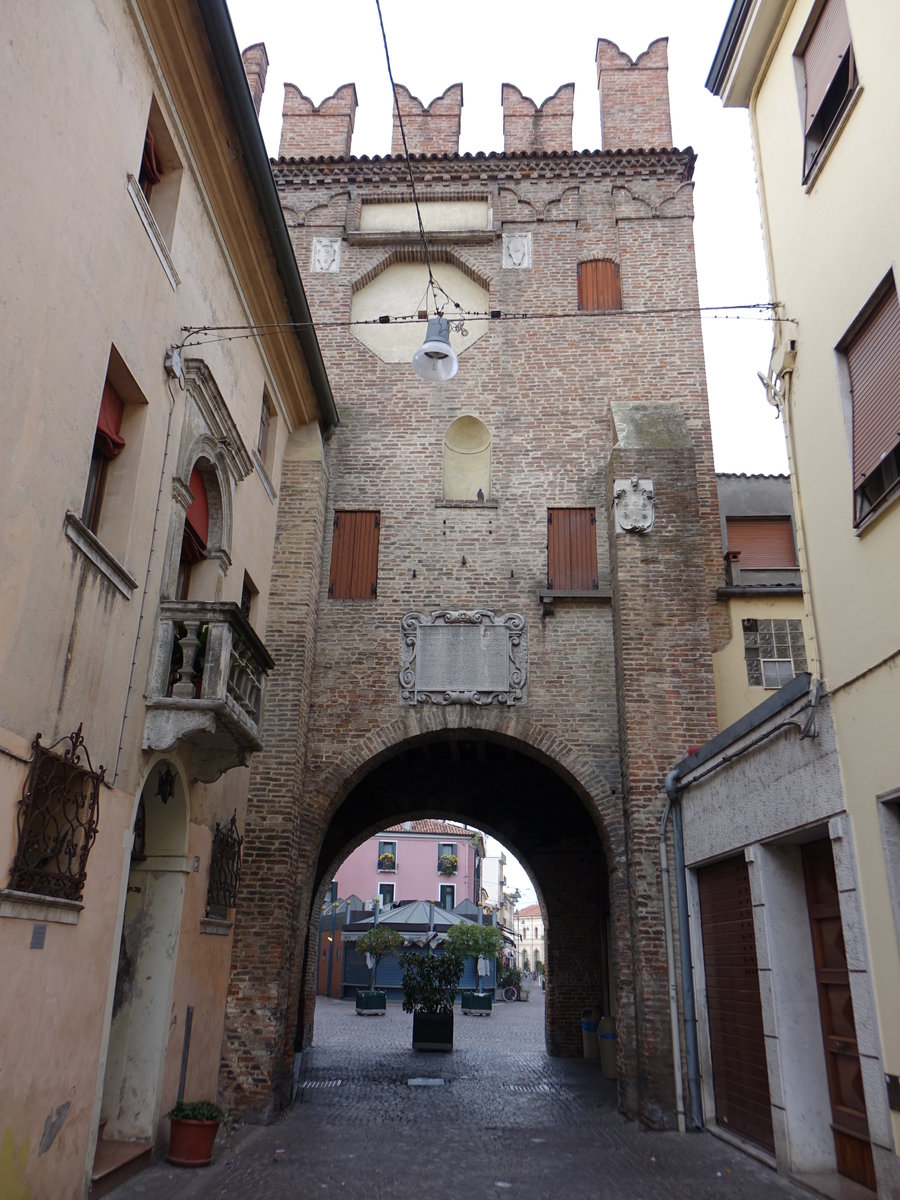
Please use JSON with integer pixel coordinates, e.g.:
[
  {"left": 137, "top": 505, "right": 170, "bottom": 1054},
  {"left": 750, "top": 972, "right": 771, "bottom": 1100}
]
[
  {"left": 547, "top": 508, "right": 598, "bottom": 589},
  {"left": 577, "top": 259, "right": 621, "bottom": 312},
  {"left": 725, "top": 518, "right": 797, "bottom": 569},
  {"left": 697, "top": 857, "right": 775, "bottom": 1155},
  {"left": 848, "top": 284, "right": 900, "bottom": 486},
  {"left": 328, "top": 510, "right": 380, "bottom": 599},
  {"left": 802, "top": 0, "right": 852, "bottom": 131}
]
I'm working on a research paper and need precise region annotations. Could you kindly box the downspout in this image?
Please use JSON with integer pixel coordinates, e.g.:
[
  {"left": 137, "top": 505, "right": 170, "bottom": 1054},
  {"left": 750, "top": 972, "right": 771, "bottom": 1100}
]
[
  {"left": 660, "top": 797, "right": 686, "bottom": 1133},
  {"left": 665, "top": 769, "right": 704, "bottom": 1131}
]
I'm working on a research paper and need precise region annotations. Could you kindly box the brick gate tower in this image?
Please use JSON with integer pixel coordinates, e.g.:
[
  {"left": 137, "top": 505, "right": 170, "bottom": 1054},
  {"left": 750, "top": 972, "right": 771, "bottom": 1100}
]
[{"left": 223, "top": 37, "right": 724, "bottom": 1129}]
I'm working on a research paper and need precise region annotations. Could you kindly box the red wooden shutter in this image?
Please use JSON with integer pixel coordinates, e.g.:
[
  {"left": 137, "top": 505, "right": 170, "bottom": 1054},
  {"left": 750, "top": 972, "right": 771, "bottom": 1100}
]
[
  {"left": 848, "top": 284, "right": 900, "bottom": 486},
  {"left": 547, "top": 508, "right": 598, "bottom": 589},
  {"left": 725, "top": 518, "right": 797, "bottom": 569},
  {"left": 698, "top": 857, "right": 775, "bottom": 1155},
  {"left": 186, "top": 466, "right": 209, "bottom": 547},
  {"left": 96, "top": 379, "right": 126, "bottom": 459},
  {"left": 329, "top": 510, "right": 380, "bottom": 599},
  {"left": 802, "top": 0, "right": 852, "bottom": 131},
  {"left": 577, "top": 260, "right": 621, "bottom": 312}
]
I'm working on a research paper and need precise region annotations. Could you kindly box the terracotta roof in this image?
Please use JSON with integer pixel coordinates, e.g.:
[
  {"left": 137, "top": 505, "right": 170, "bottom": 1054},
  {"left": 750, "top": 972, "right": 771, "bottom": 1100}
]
[
  {"left": 516, "top": 904, "right": 542, "bottom": 918},
  {"left": 384, "top": 819, "right": 471, "bottom": 837}
]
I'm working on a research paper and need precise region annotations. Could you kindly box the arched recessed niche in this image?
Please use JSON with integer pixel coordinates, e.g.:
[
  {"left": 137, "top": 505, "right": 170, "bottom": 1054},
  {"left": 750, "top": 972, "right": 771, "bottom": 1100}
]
[{"left": 444, "top": 415, "right": 491, "bottom": 501}]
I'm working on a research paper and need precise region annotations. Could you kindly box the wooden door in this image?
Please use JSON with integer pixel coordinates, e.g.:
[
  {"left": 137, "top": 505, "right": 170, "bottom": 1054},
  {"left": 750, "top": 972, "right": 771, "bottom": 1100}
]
[
  {"left": 697, "top": 856, "right": 775, "bottom": 1153},
  {"left": 801, "top": 839, "right": 876, "bottom": 1191}
]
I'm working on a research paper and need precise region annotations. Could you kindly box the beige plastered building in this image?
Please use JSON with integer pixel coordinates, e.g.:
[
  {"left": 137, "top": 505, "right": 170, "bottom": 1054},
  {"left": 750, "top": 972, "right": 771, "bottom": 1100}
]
[
  {"left": 0, "top": 3, "right": 334, "bottom": 1197},
  {"left": 685, "top": 1, "right": 900, "bottom": 1194}
]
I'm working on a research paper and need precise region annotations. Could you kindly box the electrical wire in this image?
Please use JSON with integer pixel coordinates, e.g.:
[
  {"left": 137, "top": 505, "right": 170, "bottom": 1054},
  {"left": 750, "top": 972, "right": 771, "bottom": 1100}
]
[{"left": 178, "top": 302, "right": 789, "bottom": 348}]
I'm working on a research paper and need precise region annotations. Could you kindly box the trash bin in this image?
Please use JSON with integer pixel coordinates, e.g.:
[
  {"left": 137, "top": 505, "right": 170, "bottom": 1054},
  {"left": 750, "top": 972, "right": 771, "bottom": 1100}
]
[
  {"left": 598, "top": 1015, "right": 616, "bottom": 1078},
  {"left": 581, "top": 1007, "right": 600, "bottom": 1059}
]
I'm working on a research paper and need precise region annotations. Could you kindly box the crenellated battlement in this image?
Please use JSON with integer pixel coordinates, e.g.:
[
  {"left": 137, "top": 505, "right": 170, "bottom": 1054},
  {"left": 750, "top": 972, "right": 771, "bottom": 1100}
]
[{"left": 266, "top": 37, "right": 672, "bottom": 161}]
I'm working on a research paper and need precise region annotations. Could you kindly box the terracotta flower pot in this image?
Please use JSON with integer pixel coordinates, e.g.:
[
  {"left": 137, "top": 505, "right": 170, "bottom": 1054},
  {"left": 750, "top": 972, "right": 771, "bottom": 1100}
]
[{"left": 167, "top": 1118, "right": 220, "bottom": 1167}]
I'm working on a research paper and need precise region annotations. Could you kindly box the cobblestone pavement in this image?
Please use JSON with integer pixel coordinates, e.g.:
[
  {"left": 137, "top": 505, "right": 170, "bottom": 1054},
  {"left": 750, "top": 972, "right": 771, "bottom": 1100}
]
[{"left": 112, "top": 990, "right": 816, "bottom": 1200}]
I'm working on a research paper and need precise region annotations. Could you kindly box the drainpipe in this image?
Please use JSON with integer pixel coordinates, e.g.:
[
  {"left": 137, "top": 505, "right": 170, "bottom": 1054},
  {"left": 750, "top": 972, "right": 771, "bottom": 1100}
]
[
  {"left": 664, "top": 769, "right": 704, "bottom": 1131},
  {"left": 660, "top": 797, "right": 686, "bottom": 1133}
]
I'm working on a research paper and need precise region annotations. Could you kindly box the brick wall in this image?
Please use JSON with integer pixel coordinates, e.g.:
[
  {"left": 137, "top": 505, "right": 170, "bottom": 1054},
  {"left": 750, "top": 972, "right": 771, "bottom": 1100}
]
[
  {"left": 596, "top": 38, "right": 673, "bottom": 151},
  {"left": 241, "top": 43, "right": 268, "bottom": 117},
  {"left": 224, "top": 53, "right": 722, "bottom": 1128},
  {"left": 390, "top": 83, "right": 462, "bottom": 156},
  {"left": 502, "top": 83, "right": 574, "bottom": 154},
  {"left": 279, "top": 83, "right": 357, "bottom": 159}
]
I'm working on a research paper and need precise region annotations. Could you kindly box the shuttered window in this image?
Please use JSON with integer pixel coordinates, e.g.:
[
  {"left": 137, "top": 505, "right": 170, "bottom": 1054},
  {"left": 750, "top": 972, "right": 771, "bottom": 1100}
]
[
  {"left": 577, "top": 259, "right": 621, "bottom": 312},
  {"left": 847, "top": 283, "right": 900, "bottom": 496},
  {"left": 547, "top": 508, "right": 598, "bottom": 590},
  {"left": 328, "top": 510, "right": 380, "bottom": 600},
  {"left": 725, "top": 518, "right": 797, "bottom": 569},
  {"left": 796, "top": 0, "right": 856, "bottom": 177}
]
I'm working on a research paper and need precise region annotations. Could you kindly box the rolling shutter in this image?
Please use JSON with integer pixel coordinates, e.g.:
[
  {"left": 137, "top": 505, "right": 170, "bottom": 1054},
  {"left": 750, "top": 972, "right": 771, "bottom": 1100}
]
[
  {"left": 725, "top": 518, "right": 797, "bottom": 569},
  {"left": 802, "top": 0, "right": 852, "bottom": 132},
  {"left": 847, "top": 283, "right": 900, "bottom": 486},
  {"left": 328, "top": 510, "right": 380, "bottom": 599},
  {"left": 577, "top": 259, "right": 622, "bottom": 312},
  {"left": 547, "top": 508, "right": 598, "bottom": 589},
  {"left": 697, "top": 856, "right": 775, "bottom": 1155}
]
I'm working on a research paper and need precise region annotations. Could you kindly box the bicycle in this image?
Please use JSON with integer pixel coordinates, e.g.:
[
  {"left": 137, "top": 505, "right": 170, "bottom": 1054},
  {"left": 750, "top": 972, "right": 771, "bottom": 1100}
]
[{"left": 502, "top": 984, "right": 519, "bottom": 1002}]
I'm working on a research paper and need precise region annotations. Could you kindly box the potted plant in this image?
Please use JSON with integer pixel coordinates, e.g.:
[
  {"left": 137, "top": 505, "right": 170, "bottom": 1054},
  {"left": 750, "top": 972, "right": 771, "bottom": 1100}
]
[
  {"left": 437, "top": 853, "right": 458, "bottom": 876},
  {"left": 354, "top": 925, "right": 405, "bottom": 1013},
  {"left": 166, "top": 1099, "right": 225, "bottom": 1167},
  {"left": 377, "top": 851, "right": 396, "bottom": 871},
  {"left": 446, "top": 921, "right": 503, "bottom": 1015},
  {"left": 400, "top": 947, "right": 464, "bottom": 1051}
]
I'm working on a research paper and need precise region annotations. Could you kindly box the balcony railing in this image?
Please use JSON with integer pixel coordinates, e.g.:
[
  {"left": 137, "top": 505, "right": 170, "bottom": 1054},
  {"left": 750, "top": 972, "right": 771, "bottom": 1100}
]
[{"left": 143, "top": 601, "right": 274, "bottom": 782}]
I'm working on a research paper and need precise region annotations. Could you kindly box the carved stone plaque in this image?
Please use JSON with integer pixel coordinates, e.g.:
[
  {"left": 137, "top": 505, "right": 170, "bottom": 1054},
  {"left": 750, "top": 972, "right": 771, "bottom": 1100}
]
[
  {"left": 400, "top": 610, "right": 527, "bottom": 706},
  {"left": 502, "top": 232, "right": 532, "bottom": 269},
  {"left": 614, "top": 477, "right": 655, "bottom": 534},
  {"left": 311, "top": 237, "right": 341, "bottom": 273}
]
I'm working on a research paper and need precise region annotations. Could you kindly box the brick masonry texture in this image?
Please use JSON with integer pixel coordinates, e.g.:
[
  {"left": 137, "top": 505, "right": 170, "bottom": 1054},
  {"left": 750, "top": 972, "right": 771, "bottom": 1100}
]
[
  {"left": 597, "top": 39, "right": 673, "bottom": 152},
  {"left": 390, "top": 84, "right": 463, "bottom": 156},
  {"left": 502, "top": 84, "right": 575, "bottom": 154},
  {"left": 223, "top": 45, "right": 723, "bottom": 1133}
]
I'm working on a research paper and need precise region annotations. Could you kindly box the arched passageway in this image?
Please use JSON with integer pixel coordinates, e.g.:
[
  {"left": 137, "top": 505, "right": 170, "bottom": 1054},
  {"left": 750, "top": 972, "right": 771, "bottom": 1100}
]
[{"left": 298, "top": 732, "right": 614, "bottom": 1063}]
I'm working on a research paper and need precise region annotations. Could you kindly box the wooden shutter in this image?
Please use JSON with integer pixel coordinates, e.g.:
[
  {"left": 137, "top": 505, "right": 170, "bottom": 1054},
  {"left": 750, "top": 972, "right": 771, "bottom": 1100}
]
[
  {"left": 848, "top": 284, "right": 900, "bottom": 486},
  {"left": 697, "top": 857, "right": 775, "bottom": 1155},
  {"left": 725, "top": 518, "right": 797, "bottom": 569},
  {"left": 547, "top": 508, "right": 598, "bottom": 589},
  {"left": 577, "top": 259, "right": 621, "bottom": 312},
  {"left": 328, "top": 510, "right": 380, "bottom": 599},
  {"left": 802, "top": 0, "right": 852, "bottom": 132}
]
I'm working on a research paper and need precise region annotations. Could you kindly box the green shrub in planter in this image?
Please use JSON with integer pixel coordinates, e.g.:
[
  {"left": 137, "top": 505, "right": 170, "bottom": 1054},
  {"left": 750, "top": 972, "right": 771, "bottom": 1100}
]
[
  {"left": 355, "top": 925, "right": 405, "bottom": 1011},
  {"left": 446, "top": 920, "right": 503, "bottom": 1002}
]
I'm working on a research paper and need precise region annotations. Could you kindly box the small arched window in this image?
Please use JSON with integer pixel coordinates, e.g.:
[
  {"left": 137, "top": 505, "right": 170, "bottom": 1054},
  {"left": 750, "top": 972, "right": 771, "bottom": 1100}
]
[{"left": 443, "top": 415, "right": 492, "bottom": 502}]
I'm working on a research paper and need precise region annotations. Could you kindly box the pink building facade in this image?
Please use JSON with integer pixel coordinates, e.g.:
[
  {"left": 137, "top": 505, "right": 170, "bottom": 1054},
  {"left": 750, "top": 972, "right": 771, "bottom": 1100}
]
[{"left": 334, "top": 820, "right": 482, "bottom": 911}]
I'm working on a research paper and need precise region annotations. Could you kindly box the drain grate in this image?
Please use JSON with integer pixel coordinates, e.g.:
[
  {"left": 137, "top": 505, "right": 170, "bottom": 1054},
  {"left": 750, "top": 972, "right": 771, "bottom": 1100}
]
[
  {"left": 303, "top": 1079, "right": 342, "bottom": 1089},
  {"left": 408, "top": 1078, "right": 445, "bottom": 1087},
  {"left": 507, "top": 1083, "right": 556, "bottom": 1094}
]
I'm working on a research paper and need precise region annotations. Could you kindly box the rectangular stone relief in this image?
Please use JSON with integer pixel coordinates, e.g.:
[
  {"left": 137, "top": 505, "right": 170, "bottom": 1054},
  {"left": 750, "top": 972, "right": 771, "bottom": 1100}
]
[{"left": 400, "top": 610, "right": 526, "bottom": 705}]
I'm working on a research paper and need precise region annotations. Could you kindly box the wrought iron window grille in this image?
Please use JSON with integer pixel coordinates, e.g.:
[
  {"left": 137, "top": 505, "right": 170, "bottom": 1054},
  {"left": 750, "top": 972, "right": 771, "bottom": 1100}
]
[
  {"left": 206, "top": 810, "right": 243, "bottom": 918},
  {"left": 9, "top": 725, "right": 104, "bottom": 902}
]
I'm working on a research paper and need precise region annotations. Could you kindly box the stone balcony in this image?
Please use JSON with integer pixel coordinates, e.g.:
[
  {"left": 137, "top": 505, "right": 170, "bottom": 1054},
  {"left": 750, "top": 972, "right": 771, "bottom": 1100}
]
[{"left": 143, "top": 601, "right": 275, "bottom": 782}]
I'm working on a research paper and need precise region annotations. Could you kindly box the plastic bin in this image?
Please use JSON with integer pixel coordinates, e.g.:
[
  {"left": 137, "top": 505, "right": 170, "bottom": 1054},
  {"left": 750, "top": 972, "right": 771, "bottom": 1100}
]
[
  {"left": 581, "top": 1007, "right": 600, "bottom": 1059},
  {"left": 598, "top": 1015, "right": 616, "bottom": 1078}
]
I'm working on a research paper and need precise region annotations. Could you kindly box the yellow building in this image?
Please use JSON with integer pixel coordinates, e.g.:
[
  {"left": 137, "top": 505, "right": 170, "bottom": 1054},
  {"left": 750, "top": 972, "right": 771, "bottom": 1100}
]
[
  {"left": 682, "top": 2, "right": 900, "bottom": 1194},
  {"left": 0, "top": 3, "right": 333, "bottom": 1197}
]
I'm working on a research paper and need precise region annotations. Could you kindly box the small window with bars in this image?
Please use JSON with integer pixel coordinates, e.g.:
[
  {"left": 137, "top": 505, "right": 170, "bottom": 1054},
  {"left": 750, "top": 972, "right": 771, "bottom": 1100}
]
[
  {"left": 742, "top": 618, "right": 807, "bottom": 689},
  {"left": 328, "top": 510, "right": 380, "bottom": 599},
  {"left": 547, "top": 508, "right": 598, "bottom": 590},
  {"left": 9, "top": 727, "right": 104, "bottom": 902},
  {"left": 205, "top": 811, "right": 243, "bottom": 918}
]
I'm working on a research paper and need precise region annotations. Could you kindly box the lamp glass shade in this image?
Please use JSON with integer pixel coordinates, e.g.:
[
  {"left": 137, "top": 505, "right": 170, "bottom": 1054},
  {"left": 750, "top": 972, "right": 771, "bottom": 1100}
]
[{"left": 411, "top": 316, "right": 459, "bottom": 382}]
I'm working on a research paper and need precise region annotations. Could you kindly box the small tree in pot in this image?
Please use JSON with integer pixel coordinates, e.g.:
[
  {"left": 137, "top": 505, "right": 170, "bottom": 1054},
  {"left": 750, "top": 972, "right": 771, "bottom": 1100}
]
[
  {"left": 166, "top": 1100, "right": 226, "bottom": 1167},
  {"left": 355, "top": 925, "right": 405, "bottom": 1013},
  {"left": 400, "top": 947, "right": 464, "bottom": 1051},
  {"left": 446, "top": 921, "right": 503, "bottom": 1014}
]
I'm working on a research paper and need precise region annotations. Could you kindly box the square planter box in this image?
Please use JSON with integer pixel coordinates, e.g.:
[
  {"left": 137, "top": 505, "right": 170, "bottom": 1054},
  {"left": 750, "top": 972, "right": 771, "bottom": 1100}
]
[
  {"left": 411, "top": 1010, "right": 454, "bottom": 1051},
  {"left": 356, "top": 990, "right": 387, "bottom": 1015},
  {"left": 461, "top": 991, "right": 493, "bottom": 1016}
]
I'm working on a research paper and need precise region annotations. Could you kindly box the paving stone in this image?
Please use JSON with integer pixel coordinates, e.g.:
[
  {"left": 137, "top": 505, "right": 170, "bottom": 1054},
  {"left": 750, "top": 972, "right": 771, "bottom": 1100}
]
[{"left": 111, "top": 992, "right": 813, "bottom": 1200}]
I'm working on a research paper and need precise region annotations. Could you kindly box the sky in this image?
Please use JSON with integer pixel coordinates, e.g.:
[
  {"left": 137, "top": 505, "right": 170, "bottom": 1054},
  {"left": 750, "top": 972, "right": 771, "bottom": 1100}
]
[{"left": 225, "top": 0, "right": 789, "bottom": 909}]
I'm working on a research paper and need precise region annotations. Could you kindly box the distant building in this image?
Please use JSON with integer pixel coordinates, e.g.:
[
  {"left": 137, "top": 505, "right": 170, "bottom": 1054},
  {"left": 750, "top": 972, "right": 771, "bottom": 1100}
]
[
  {"left": 514, "top": 904, "right": 546, "bottom": 973},
  {"left": 335, "top": 820, "right": 483, "bottom": 912}
]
